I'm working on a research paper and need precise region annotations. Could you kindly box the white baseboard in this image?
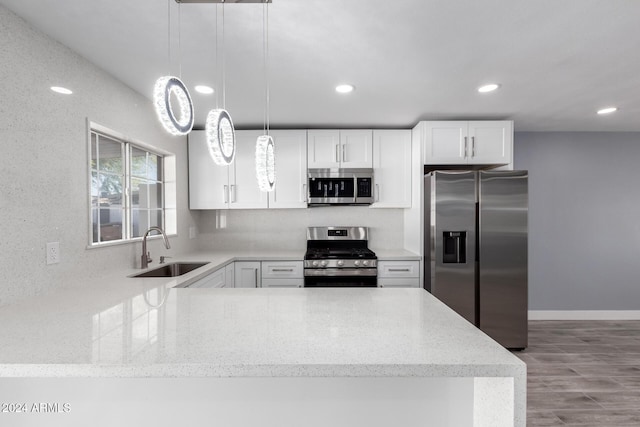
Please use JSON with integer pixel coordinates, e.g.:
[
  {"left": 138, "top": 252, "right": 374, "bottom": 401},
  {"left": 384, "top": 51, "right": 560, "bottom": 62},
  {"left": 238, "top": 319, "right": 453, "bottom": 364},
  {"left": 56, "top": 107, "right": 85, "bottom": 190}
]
[{"left": 529, "top": 310, "right": 640, "bottom": 320}]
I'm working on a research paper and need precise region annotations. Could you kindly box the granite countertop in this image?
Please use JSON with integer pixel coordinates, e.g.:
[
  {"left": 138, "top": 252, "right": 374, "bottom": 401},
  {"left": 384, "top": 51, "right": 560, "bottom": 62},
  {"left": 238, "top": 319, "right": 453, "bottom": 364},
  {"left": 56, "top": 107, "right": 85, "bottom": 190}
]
[{"left": 0, "top": 248, "right": 522, "bottom": 380}]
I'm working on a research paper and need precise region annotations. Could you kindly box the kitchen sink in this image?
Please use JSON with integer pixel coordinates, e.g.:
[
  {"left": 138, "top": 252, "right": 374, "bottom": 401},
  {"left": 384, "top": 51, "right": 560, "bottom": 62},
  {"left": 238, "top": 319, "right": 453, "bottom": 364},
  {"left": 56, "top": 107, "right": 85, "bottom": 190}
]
[{"left": 131, "top": 262, "right": 210, "bottom": 278}]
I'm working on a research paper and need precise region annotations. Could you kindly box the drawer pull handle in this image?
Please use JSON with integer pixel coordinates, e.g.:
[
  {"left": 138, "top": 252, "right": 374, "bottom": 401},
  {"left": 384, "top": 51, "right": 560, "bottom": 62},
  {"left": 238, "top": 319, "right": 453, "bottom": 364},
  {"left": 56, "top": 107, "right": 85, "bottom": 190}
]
[
  {"left": 388, "top": 268, "right": 411, "bottom": 272},
  {"left": 272, "top": 268, "right": 295, "bottom": 272}
]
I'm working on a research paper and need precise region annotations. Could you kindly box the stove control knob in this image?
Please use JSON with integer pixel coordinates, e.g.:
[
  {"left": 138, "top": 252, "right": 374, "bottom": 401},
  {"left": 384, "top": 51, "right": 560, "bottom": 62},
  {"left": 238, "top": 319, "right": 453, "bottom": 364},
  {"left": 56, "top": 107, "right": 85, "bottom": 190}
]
[
  {"left": 320, "top": 261, "right": 328, "bottom": 267},
  {"left": 363, "top": 260, "right": 369, "bottom": 266},
  {"left": 337, "top": 260, "right": 345, "bottom": 267},
  {"left": 354, "top": 260, "right": 361, "bottom": 267},
  {"left": 312, "top": 261, "right": 319, "bottom": 267}
]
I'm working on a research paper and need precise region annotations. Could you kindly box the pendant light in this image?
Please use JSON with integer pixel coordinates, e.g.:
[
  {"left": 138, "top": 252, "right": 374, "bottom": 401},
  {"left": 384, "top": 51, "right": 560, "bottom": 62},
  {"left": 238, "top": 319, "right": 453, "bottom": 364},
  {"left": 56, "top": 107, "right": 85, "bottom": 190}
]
[
  {"left": 205, "top": 2, "right": 236, "bottom": 165},
  {"left": 153, "top": 0, "right": 194, "bottom": 136},
  {"left": 255, "top": 0, "right": 275, "bottom": 192}
]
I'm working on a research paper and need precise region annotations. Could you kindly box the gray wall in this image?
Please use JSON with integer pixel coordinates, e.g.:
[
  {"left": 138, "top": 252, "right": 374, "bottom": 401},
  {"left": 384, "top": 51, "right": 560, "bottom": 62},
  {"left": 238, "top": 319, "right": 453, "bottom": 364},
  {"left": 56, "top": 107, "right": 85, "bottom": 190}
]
[
  {"left": 0, "top": 6, "right": 198, "bottom": 306},
  {"left": 515, "top": 132, "right": 640, "bottom": 310}
]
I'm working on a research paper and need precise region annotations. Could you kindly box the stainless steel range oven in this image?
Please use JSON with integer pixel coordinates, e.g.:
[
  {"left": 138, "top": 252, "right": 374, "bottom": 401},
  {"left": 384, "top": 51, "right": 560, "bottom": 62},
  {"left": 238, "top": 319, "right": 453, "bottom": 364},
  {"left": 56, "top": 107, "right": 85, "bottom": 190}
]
[{"left": 304, "top": 226, "right": 377, "bottom": 287}]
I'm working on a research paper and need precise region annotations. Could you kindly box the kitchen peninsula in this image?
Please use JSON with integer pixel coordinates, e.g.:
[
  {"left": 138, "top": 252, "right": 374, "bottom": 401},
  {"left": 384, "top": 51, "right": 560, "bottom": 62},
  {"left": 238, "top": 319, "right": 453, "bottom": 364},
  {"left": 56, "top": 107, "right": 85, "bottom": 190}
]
[{"left": 0, "top": 255, "right": 525, "bottom": 427}]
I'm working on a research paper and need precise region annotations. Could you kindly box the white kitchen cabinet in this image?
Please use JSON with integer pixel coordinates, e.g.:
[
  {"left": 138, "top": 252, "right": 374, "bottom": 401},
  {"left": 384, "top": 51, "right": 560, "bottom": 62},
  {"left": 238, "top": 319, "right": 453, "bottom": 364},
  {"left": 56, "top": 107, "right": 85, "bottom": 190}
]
[
  {"left": 188, "top": 130, "right": 268, "bottom": 210},
  {"left": 188, "top": 266, "right": 227, "bottom": 288},
  {"left": 370, "top": 130, "right": 412, "bottom": 208},
  {"left": 378, "top": 260, "right": 421, "bottom": 288},
  {"left": 234, "top": 261, "right": 261, "bottom": 288},
  {"left": 225, "top": 263, "right": 235, "bottom": 288},
  {"left": 268, "top": 130, "right": 308, "bottom": 209},
  {"left": 422, "top": 121, "right": 512, "bottom": 165},
  {"left": 229, "top": 130, "right": 269, "bottom": 209},
  {"left": 188, "top": 130, "right": 230, "bottom": 210},
  {"left": 307, "top": 130, "right": 373, "bottom": 169},
  {"left": 261, "top": 261, "right": 304, "bottom": 288}
]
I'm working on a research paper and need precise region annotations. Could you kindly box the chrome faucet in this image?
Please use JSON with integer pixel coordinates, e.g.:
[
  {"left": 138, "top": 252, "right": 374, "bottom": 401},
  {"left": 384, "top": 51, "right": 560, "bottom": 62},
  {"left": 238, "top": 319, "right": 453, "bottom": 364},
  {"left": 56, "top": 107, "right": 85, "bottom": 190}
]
[{"left": 141, "top": 226, "right": 171, "bottom": 269}]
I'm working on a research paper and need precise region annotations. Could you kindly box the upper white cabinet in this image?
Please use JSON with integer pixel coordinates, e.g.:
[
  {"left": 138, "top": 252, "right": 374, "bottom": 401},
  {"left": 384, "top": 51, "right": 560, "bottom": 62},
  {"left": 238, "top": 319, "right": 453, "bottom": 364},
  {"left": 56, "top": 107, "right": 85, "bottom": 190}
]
[
  {"left": 188, "top": 130, "right": 229, "bottom": 210},
  {"left": 422, "top": 121, "right": 512, "bottom": 165},
  {"left": 269, "top": 130, "right": 308, "bottom": 209},
  {"left": 307, "top": 130, "right": 373, "bottom": 169},
  {"left": 189, "top": 130, "right": 269, "bottom": 210},
  {"left": 230, "top": 130, "right": 269, "bottom": 209},
  {"left": 189, "top": 130, "right": 306, "bottom": 210},
  {"left": 371, "top": 130, "right": 412, "bottom": 208}
]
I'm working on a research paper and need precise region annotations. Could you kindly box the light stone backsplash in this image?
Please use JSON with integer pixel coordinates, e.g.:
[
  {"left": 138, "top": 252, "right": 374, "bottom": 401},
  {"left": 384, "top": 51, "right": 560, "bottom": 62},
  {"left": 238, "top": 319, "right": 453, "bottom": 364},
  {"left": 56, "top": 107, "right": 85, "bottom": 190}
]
[
  {"left": 197, "top": 207, "right": 405, "bottom": 252},
  {"left": 0, "top": 6, "right": 198, "bottom": 306}
]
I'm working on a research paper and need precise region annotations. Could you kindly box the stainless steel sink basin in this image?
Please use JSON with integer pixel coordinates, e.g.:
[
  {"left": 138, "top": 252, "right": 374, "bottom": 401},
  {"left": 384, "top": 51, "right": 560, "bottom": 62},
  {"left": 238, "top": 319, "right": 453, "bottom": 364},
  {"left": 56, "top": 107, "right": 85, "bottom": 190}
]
[{"left": 132, "top": 262, "right": 210, "bottom": 278}]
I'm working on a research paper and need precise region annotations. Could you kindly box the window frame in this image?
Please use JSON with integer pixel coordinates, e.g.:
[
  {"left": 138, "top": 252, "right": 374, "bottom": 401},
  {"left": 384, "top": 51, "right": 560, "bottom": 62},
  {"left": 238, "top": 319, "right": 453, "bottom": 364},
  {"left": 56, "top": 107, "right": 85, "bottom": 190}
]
[{"left": 87, "top": 121, "right": 176, "bottom": 248}]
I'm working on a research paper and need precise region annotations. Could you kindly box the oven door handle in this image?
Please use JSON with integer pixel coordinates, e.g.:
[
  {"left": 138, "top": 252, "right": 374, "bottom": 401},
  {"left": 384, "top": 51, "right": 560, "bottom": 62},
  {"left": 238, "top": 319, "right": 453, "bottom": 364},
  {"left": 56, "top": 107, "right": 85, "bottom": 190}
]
[{"left": 304, "top": 268, "right": 378, "bottom": 277}]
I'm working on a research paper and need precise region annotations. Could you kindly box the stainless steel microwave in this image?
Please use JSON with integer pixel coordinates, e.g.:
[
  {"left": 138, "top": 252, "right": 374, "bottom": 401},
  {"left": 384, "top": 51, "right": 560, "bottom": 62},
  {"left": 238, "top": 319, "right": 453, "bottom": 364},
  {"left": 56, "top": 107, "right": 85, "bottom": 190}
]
[{"left": 307, "top": 169, "right": 374, "bottom": 205}]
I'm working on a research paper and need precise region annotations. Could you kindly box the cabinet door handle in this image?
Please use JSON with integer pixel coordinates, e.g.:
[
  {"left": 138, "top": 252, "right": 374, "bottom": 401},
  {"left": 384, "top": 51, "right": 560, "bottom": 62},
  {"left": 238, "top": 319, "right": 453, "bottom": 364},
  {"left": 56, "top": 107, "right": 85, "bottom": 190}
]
[
  {"left": 255, "top": 269, "right": 259, "bottom": 287},
  {"left": 375, "top": 184, "right": 380, "bottom": 202},
  {"left": 230, "top": 184, "right": 237, "bottom": 203},
  {"left": 463, "top": 137, "right": 468, "bottom": 159},
  {"left": 302, "top": 184, "right": 307, "bottom": 203},
  {"left": 342, "top": 144, "right": 346, "bottom": 162},
  {"left": 471, "top": 136, "right": 476, "bottom": 157},
  {"left": 335, "top": 144, "right": 339, "bottom": 162},
  {"left": 388, "top": 268, "right": 411, "bottom": 272},
  {"left": 223, "top": 185, "right": 229, "bottom": 203}
]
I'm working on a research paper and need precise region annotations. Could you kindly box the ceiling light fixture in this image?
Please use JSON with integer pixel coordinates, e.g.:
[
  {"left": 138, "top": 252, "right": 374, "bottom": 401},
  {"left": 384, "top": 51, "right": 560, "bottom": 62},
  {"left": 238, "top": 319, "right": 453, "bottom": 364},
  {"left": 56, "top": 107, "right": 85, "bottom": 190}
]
[
  {"left": 335, "top": 84, "right": 355, "bottom": 94},
  {"left": 153, "top": 1, "right": 194, "bottom": 136},
  {"left": 205, "top": 2, "right": 236, "bottom": 165},
  {"left": 597, "top": 107, "right": 618, "bottom": 115},
  {"left": 478, "top": 83, "right": 500, "bottom": 93},
  {"left": 194, "top": 85, "right": 214, "bottom": 94},
  {"left": 256, "top": 1, "right": 275, "bottom": 192},
  {"left": 50, "top": 86, "right": 73, "bottom": 95}
]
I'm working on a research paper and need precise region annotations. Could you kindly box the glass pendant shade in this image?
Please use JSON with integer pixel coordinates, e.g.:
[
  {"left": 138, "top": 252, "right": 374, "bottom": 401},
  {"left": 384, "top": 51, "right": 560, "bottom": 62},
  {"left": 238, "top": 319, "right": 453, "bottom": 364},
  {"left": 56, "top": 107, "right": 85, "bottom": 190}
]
[
  {"left": 255, "top": 135, "right": 275, "bottom": 192},
  {"left": 205, "top": 108, "right": 236, "bottom": 165},
  {"left": 153, "top": 76, "right": 194, "bottom": 136}
]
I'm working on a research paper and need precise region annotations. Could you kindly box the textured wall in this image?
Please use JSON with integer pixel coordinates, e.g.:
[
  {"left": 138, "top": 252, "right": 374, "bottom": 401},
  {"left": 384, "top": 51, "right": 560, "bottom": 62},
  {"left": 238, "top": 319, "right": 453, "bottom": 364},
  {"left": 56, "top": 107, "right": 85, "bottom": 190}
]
[
  {"left": 0, "top": 6, "right": 198, "bottom": 306},
  {"left": 197, "top": 207, "right": 405, "bottom": 253},
  {"left": 515, "top": 132, "right": 640, "bottom": 310}
]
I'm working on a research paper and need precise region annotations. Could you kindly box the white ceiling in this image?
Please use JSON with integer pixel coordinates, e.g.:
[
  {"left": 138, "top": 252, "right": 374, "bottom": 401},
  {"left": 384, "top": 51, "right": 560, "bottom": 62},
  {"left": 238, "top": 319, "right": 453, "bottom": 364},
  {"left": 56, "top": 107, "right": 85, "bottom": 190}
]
[{"left": 2, "top": 0, "right": 639, "bottom": 131}]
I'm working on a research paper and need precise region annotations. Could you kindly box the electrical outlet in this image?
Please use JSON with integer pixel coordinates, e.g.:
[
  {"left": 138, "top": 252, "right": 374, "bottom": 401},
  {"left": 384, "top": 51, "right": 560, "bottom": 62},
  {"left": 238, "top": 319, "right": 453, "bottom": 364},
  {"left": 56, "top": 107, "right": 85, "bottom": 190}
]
[
  {"left": 46, "top": 242, "right": 60, "bottom": 265},
  {"left": 189, "top": 226, "right": 197, "bottom": 239}
]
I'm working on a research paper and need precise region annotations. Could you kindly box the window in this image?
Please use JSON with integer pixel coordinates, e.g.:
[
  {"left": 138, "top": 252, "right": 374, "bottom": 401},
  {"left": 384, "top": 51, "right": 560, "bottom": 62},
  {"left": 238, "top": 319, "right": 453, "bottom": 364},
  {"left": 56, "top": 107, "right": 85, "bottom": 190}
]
[{"left": 89, "top": 124, "right": 176, "bottom": 246}]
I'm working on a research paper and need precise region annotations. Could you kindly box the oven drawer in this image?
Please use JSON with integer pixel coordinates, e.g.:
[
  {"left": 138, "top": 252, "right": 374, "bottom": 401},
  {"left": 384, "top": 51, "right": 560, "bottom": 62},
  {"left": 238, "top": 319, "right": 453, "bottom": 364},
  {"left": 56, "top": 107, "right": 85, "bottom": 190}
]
[
  {"left": 377, "top": 261, "right": 420, "bottom": 278},
  {"left": 261, "top": 261, "right": 303, "bottom": 279}
]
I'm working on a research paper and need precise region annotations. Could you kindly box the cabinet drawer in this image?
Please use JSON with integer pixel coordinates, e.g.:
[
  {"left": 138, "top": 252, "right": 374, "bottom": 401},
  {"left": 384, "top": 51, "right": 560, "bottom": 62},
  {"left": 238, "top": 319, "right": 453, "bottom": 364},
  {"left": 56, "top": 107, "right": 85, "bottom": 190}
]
[
  {"left": 261, "top": 261, "right": 303, "bottom": 279},
  {"left": 262, "top": 278, "right": 304, "bottom": 288},
  {"left": 377, "top": 261, "right": 420, "bottom": 278},
  {"left": 378, "top": 278, "right": 421, "bottom": 288}
]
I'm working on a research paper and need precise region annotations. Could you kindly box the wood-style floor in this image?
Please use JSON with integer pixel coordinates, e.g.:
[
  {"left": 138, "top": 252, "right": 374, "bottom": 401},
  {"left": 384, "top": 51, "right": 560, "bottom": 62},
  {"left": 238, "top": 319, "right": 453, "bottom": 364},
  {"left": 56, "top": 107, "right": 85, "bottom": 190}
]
[{"left": 514, "top": 320, "right": 640, "bottom": 426}]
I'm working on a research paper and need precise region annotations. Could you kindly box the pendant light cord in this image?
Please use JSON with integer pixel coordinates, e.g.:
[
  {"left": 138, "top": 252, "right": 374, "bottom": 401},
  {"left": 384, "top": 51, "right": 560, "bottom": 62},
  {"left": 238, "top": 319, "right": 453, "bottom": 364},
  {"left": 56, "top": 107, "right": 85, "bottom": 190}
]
[
  {"left": 178, "top": 3, "right": 182, "bottom": 78},
  {"left": 263, "top": 1, "right": 270, "bottom": 135},
  {"left": 222, "top": 2, "right": 226, "bottom": 109},
  {"left": 167, "top": 0, "right": 171, "bottom": 72}
]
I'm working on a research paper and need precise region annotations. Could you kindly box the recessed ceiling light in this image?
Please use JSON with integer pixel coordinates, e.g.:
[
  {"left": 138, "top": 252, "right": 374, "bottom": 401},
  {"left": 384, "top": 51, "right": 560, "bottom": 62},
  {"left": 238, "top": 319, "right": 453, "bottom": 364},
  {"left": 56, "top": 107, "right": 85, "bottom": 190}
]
[
  {"left": 477, "top": 83, "right": 500, "bottom": 93},
  {"left": 50, "top": 86, "right": 73, "bottom": 95},
  {"left": 335, "top": 84, "right": 355, "bottom": 94},
  {"left": 195, "top": 85, "right": 214, "bottom": 95},
  {"left": 597, "top": 107, "right": 618, "bottom": 115}
]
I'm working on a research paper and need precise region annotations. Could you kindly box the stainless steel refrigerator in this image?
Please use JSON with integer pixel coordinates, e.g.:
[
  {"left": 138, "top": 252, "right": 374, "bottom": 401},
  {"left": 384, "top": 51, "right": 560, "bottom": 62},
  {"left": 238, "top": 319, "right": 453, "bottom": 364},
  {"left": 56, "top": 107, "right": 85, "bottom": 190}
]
[{"left": 424, "top": 170, "right": 528, "bottom": 349}]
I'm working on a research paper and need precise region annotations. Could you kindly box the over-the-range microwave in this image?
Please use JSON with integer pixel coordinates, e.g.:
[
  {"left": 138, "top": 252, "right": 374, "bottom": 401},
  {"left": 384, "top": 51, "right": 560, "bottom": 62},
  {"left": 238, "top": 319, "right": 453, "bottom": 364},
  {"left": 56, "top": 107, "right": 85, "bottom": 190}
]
[{"left": 307, "top": 169, "right": 374, "bottom": 205}]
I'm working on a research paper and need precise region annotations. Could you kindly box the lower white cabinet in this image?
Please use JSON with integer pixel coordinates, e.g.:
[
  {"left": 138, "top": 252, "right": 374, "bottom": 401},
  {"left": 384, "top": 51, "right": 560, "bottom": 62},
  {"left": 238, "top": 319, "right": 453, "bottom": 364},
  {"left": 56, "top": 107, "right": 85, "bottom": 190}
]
[
  {"left": 378, "top": 260, "right": 421, "bottom": 288},
  {"left": 235, "top": 261, "right": 261, "bottom": 288},
  {"left": 261, "top": 261, "right": 304, "bottom": 288},
  {"left": 188, "top": 266, "right": 228, "bottom": 288}
]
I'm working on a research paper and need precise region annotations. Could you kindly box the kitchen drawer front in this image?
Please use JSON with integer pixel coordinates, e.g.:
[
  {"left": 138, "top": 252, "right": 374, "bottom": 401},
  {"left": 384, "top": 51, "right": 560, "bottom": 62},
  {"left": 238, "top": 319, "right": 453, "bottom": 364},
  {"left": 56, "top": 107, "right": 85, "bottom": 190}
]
[
  {"left": 261, "top": 261, "right": 303, "bottom": 279},
  {"left": 377, "top": 261, "right": 420, "bottom": 278},
  {"left": 378, "top": 278, "right": 421, "bottom": 288},
  {"left": 262, "top": 278, "right": 304, "bottom": 288}
]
